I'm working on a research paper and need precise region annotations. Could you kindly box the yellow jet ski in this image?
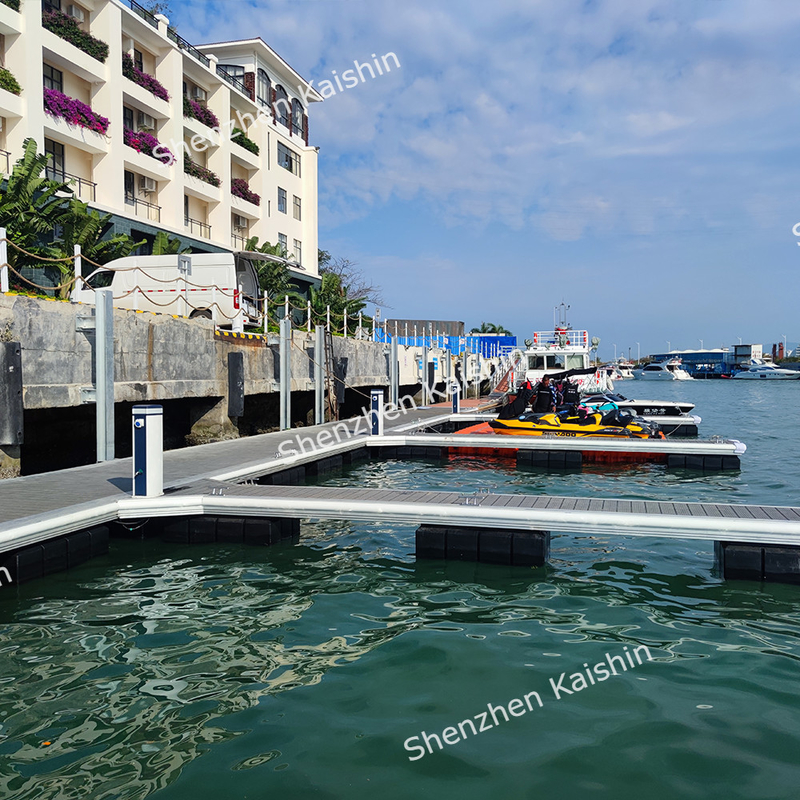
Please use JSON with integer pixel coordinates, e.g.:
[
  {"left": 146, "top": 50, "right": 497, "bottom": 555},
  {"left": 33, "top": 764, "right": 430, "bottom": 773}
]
[{"left": 489, "top": 408, "right": 665, "bottom": 439}]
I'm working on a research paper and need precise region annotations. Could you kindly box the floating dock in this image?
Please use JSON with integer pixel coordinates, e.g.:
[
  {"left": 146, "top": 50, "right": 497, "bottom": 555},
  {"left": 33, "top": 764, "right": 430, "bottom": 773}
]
[{"left": 1, "top": 401, "right": 793, "bottom": 587}]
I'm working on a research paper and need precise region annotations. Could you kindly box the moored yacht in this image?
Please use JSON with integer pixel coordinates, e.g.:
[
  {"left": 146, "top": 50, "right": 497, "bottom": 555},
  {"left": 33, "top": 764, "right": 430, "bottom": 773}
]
[
  {"left": 732, "top": 359, "right": 800, "bottom": 380},
  {"left": 633, "top": 358, "right": 693, "bottom": 381}
]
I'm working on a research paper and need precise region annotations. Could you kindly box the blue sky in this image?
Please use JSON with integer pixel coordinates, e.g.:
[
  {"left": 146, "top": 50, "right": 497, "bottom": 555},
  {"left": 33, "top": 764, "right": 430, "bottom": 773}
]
[{"left": 172, "top": 0, "right": 799, "bottom": 358}]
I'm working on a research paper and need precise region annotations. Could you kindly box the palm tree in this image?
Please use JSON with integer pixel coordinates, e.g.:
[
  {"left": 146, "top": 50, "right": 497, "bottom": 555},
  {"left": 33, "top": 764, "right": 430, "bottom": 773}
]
[{"left": 470, "top": 321, "right": 513, "bottom": 336}]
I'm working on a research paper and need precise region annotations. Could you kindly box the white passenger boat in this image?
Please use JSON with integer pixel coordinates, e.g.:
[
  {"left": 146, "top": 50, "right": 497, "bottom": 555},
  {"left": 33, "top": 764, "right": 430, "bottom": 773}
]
[
  {"left": 520, "top": 327, "right": 611, "bottom": 393},
  {"left": 633, "top": 358, "right": 693, "bottom": 381},
  {"left": 732, "top": 359, "right": 800, "bottom": 380}
]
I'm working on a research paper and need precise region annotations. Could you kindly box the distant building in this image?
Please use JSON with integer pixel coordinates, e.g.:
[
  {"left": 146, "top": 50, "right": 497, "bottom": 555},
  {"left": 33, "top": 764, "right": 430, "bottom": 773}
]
[{"left": 385, "top": 319, "right": 465, "bottom": 337}]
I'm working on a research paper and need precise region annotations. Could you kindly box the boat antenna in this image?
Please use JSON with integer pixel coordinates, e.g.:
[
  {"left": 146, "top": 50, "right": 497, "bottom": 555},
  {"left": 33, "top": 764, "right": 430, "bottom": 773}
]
[{"left": 555, "top": 301, "right": 571, "bottom": 330}]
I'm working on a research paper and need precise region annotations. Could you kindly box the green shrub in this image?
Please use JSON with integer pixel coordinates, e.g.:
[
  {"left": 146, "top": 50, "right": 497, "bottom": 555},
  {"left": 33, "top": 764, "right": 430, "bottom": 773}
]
[
  {"left": 0, "top": 67, "right": 20, "bottom": 95},
  {"left": 42, "top": 9, "right": 109, "bottom": 63},
  {"left": 231, "top": 127, "right": 260, "bottom": 156},
  {"left": 1, "top": 0, "right": 20, "bottom": 12}
]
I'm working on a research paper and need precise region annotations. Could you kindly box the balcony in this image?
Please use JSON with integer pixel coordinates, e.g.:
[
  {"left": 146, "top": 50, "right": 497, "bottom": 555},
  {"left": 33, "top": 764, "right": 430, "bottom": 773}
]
[
  {"left": 41, "top": 8, "right": 109, "bottom": 63},
  {"left": 125, "top": 194, "right": 161, "bottom": 222},
  {"left": 167, "top": 28, "right": 209, "bottom": 67},
  {"left": 231, "top": 233, "right": 247, "bottom": 249},
  {"left": 125, "top": 0, "right": 158, "bottom": 29},
  {"left": 216, "top": 65, "right": 252, "bottom": 100},
  {"left": 0, "top": 0, "right": 22, "bottom": 36},
  {"left": 46, "top": 167, "right": 97, "bottom": 201},
  {"left": 41, "top": 27, "right": 107, "bottom": 84},
  {"left": 43, "top": 113, "right": 108, "bottom": 155},
  {"left": 185, "top": 217, "right": 211, "bottom": 239},
  {"left": 0, "top": 148, "right": 10, "bottom": 175}
]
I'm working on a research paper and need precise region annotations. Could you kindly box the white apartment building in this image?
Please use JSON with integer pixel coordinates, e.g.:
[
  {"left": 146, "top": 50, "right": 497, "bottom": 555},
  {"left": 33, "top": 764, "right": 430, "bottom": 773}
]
[{"left": 0, "top": 0, "right": 322, "bottom": 283}]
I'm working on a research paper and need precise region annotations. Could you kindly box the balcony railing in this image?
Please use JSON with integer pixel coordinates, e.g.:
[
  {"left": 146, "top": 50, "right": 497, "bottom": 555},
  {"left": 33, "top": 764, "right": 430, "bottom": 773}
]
[
  {"left": 231, "top": 233, "right": 247, "bottom": 250},
  {"left": 47, "top": 167, "right": 97, "bottom": 202},
  {"left": 125, "top": 193, "right": 161, "bottom": 222},
  {"left": 185, "top": 217, "right": 211, "bottom": 239},
  {"left": 167, "top": 28, "right": 209, "bottom": 68},
  {"left": 0, "top": 148, "right": 10, "bottom": 175},
  {"left": 216, "top": 65, "right": 250, "bottom": 98},
  {"left": 126, "top": 0, "right": 158, "bottom": 28}
]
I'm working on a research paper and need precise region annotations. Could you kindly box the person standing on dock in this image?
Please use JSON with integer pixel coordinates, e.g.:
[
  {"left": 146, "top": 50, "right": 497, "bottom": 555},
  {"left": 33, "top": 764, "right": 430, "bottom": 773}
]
[{"left": 533, "top": 376, "right": 557, "bottom": 413}]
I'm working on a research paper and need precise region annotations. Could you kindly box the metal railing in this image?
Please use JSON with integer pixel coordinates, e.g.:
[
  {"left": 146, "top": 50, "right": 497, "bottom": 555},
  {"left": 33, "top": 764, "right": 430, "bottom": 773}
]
[
  {"left": 0, "top": 149, "right": 10, "bottom": 175},
  {"left": 126, "top": 0, "right": 158, "bottom": 28},
  {"left": 216, "top": 65, "right": 250, "bottom": 98},
  {"left": 184, "top": 217, "right": 211, "bottom": 239},
  {"left": 167, "top": 28, "right": 209, "bottom": 68},
  {"left": 47, "top": 168, "right": 97, "bottom": 201},
  {"left": 125, "top": 194, "right": 161, "bottom": 222},
  {"left": 231, "top": 233, "right": 247, "bottom": 249}
]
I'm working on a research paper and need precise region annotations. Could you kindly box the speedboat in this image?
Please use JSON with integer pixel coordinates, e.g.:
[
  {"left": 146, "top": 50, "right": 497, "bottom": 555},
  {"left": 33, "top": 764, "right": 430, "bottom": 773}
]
[
  {"left": 732, "top": 359, "right": 800, "bottom": 380},
  {"left": 633, "top": 358, "right": 693, "bottom": 381},
  {"left": 582, "top": 392, "right": 695, "bottom": 417},
  {"left": 489, "top": 408, "right": 664, "bottom": 439}
]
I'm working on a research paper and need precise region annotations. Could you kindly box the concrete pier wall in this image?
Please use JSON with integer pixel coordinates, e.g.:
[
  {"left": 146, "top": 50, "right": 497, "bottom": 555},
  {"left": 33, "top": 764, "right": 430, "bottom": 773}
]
[{"left": 0, "top": 295, "right": 470, "bottom": 474}]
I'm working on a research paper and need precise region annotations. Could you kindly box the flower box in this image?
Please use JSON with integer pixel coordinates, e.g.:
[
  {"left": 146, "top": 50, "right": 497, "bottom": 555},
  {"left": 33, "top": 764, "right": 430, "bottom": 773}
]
[
  {"left": 122, "top": 53, "right": 169, "bottom": 102},
  {"left": 124, "top": 127, "right": 173, "bottom": 164},
  {"left": 42, "top": 9, "right": 109, "bottom": 63},
  {"left": 183, "top": 97, "right": 219, "bottom": 129},
  {"left": 44, "top": 88, "right": 109, "bottom": 134},
  {"left": 184, "top": 154, "right": 220, "bottom": 187},
  {"left": 231, "top": 127, "right": 259, "bottom": 156},
  {"left": 231, "top": 177, "right": 260, "bottom": 205}
]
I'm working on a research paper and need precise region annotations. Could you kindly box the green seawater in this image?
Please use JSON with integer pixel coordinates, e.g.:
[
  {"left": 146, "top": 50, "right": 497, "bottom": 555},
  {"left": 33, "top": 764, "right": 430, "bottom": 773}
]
[{"left": 1, "top": 381, "right": 800, "bottom": 799}]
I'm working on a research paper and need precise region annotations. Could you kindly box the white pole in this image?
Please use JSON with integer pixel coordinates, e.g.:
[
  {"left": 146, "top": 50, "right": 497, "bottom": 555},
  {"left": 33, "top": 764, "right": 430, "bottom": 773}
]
[
  {"left": 262, "top": 290, "right": 267, "bottom": 330},
  {"left": 71, "top": 244, "right": 82, "bottom": 302},
  {"left": 0, "top": 227, "right": 8, "bottom": 293},
  {"left": 307, "top": 299, "right": 311, "bottom": 332},
  {"left": 284, "top": 294, "right": 289, "bottom": 320},
  {"left": 211, "top": 286, "right": 217, "bottom": 326},
  {"left": 358, "top": 310, "right": 362, "bottom": 337},
  {"left": 326, "top": 304, "right": 331, "bottom": 330},
  {"left": 233, "top": 282, "right": 244, "bottom": 332},
  {"left": 344, "top": 309, "right": 347, "bottom": 337}
]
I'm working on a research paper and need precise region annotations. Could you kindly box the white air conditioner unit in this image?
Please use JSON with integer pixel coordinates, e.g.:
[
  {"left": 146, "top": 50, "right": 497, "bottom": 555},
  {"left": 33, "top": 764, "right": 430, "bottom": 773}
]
[
  {"left": 139, "top": 176, "right": 157, "bottom": 194},
  {"left": 190, "top": 86, "right": 207, "bottom": 102},
  {"left": 67, "top": 4, "right": 85, "bottom": 22},
  {"left": 136, "top": 111, "right": 155, "bottom": 130},
  {"left": 233, "top": 214, "right": 247, "bottom": 230}
]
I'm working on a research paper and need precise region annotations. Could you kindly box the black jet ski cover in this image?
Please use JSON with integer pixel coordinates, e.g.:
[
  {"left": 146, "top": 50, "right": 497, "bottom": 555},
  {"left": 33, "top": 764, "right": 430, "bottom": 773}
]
[{"left": 498, "top": 385, "right": 534, "bottom": 419}]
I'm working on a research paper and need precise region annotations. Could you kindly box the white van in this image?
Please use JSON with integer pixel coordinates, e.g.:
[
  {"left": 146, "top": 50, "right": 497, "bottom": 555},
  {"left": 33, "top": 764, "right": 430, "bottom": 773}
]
[{"left": 80, "top": 252, "right": 262, "bottom": 327}]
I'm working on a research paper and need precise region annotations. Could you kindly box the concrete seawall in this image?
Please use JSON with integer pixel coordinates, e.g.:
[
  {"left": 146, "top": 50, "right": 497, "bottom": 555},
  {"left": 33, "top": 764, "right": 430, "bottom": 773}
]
[{"left": 0, "top": 295, "right": 464, "bottom": 476}]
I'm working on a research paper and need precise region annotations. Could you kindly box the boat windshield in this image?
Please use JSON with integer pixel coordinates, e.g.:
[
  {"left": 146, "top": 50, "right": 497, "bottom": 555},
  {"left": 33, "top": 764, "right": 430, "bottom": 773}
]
[{"left": 528, "top": 354, "right": 586, "bottom": 370}]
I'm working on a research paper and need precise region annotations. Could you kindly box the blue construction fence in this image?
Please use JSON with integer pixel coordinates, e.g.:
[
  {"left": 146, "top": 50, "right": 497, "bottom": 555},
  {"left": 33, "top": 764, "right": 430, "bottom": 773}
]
[{"left": 373, "top": 331, "right": 517, "bottom": 357}]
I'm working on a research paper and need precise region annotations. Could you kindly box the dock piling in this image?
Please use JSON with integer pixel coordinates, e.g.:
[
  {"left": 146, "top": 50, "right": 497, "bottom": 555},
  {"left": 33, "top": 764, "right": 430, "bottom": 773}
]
[
  {"left": 95, "top": 289, "right": 115, "bottom": 462},
  {"left": 279, "top": 316, "right": 291, "bottom": 430},
  {"left": 314, "top": 324, "right": 325, "bottom": 424}
]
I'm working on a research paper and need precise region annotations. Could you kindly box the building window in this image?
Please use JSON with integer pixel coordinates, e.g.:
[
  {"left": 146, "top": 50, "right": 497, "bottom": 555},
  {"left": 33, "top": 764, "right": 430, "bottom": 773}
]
[
  {"left": 133, "top": 48, "right": 144, "bottom": 73},
  {"left": 123, "top": 105, "right": 134, "bottom": 131},
  {"left": 293, "top": 239, "right": 301, "bottom": 264},
  {"left": 124, "top": 170, "right": 135, "bottom": 203},
  {"left": 278, "top": 233, "right": 287, "bottom": 255},
  {"left": 277, "top": 187, "right": 287, "bottom": 214},
  {"left": 218, "top": 64, "right": 244, "bottom": 79},
  {"left": 291, "top": 99, "right": 304, "bottom": 137},
  {"left": 44, "top": 138, "right": 65, "bottom": 181},
  {"left": 43, "top": 63, "right": 63, "bottom": 93},
  {"left": 277, "top": 143, "right": 300, "bottom": 176},
  {"left": 274, "top": 84, "right": 289, "bottom": 128},
  {"left": 293, "top": 195, "right": 301, "bottom": 221},
  {"left": 184, "top": 194, "right": 189, "bottom": 224},
  {"left": 257, "top": 68, "right": 270, "bottom": 107},
  {"left": 43, "top": 0, "right": 61, "bottom": 11}
]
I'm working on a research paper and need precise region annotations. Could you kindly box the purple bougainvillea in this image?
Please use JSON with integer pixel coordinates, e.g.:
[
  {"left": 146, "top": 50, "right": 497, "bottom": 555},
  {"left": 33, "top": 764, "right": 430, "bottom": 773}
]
[
  {"left": 124, "top": 127, "right": 173, "bottom": 165},
  {"left": 122, "top": 53, "right": 169, "bottom": 102},
  {"left": 183, "top": 96, "right": 220, "bottom": 129},
  {"left": 231, "top": 177, "right": 260, "bottom": 205},
  {"left": 43, "top": 88, "right": 109, "bottom": 134}
]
